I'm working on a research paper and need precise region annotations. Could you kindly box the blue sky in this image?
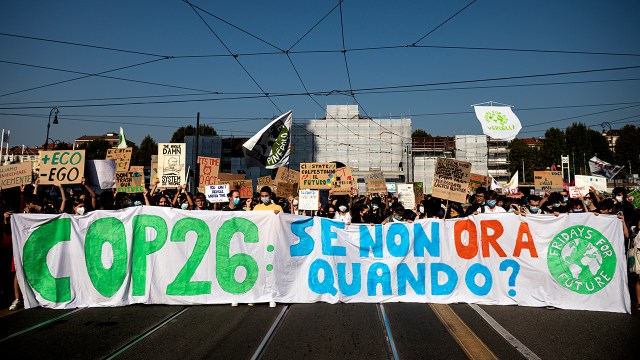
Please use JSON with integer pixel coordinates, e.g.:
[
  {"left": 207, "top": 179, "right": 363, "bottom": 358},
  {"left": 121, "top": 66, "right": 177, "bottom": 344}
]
[{"left": 1, "top": 0, "right": 639, "bottom": 148}]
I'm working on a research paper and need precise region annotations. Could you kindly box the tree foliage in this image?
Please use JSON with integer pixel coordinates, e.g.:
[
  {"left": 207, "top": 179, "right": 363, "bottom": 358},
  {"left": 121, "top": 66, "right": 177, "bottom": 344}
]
[
  {"left": 540, "top": 127, "right": 565, "bottom": 167},
  {"left": 411, "top": 129, "right": 432, "bottom": 138},
  {"left": 135, "top": 135, "right": 157, "bottom": 167},
  {"left": 170, "top": 124, "right": 217, "bottom": 143},
  {"left": 77, "top": 139, "right": 111, "bottom": 160},
  {"left": 614, "top": 124, "right": 640, "bottom": 177},
  {"left": 508, "top": 139, "right": 541, "bottom": 182}
]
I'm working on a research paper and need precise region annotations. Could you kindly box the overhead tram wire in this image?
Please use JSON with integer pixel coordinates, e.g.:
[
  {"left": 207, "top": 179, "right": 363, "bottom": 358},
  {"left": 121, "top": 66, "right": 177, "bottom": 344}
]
[
  {"left": 1, "top": 64, "right": 639, "bottom": 110},
  {"left": 185, "top": 1, "right": 282, "bottom": 113},
  {"left": 286, "top": 0, "right": 344, "bottom": 52},
  {"left": 412, "top": 0, "right": 479, "bottom": 46},
  {"left": 0, "top": 57, "right": 176, "bottom": 98}
]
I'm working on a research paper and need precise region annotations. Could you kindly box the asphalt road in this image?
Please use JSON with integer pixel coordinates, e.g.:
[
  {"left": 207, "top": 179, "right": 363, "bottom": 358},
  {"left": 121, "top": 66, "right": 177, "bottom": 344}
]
[{"left": 1, "top": 302, "right": 639, "bottom": 359}]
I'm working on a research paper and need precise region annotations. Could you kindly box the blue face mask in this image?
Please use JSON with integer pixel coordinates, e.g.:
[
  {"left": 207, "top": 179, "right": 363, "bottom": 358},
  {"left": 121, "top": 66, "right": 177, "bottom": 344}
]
[
  {"left": 552, "top": 203, "right": 561, "bottom": 208},
  {"left": 529, "top": 206, "right": 540, "bottom": 213},
  {"left": 261, "top": 197, "right": 270, "bottom": 204},
  {"left": 394, "top": 215, "right": 403, "bottom": 221},
  {"left": 573, "top": 209, "right": 584, "bottom": 213},
  {"left": 583, "top": 200, "right": 591, "bottom": 207},
  {"left": 487, "top": 200, "right": 497, "bottom": 208},
  {"left": 233, "top": 198, "right": 240, "bottom": 206},
  {"left": 133, "top": 201, "right": 142, "bottom": 206},
  {"left": 563, "top": 196, "right": 568, "bottom": 203}
]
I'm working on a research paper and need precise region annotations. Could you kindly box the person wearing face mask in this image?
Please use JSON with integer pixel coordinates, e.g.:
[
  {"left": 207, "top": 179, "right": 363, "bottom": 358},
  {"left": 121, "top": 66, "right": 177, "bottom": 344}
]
[
  {"left": 481, "top": 191, "right": 506, "bottom": 213},
  {"left": 252, "top": 186, "right": 282, "bottom": 214},
  {"left": 612, "top": 187, "right": 636, "bottom": 226},
  {"left": 569, "top": 198, "right": 587, "bottom": 213},
  {"left": 71, "top": 199, "right": 86, "bottom": 216},
  {"left": 334, "top": 203, "right": 352, "bottom": 224},
  {"left": 368, "top": 197, "right": 385, "bottom": 224},
  {"left": 289, "top": 196, "right": 301, "bottom": 215},
  {"left": 466, "top": 187, "right": 487, "bottom": 216},
  {"left": 541, "top": 192, "right": 570, "bottom": 215},
  {"left": 382, "top": 204, "right": 406, "bottom": 224},
  {"left": 222, "top": 190, "right": 244, "bottom": 211},
  {"left": 520, "top": 195, "right": 542, "bottom": 215}
]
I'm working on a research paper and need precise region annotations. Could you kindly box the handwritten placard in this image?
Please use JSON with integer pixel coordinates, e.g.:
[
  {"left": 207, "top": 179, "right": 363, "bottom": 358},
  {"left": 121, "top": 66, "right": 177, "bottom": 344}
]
[
  {"left": 431, "top": 157, "right": 471, "bottom": 203},
  {"left": 366, "top": 171, "right": 387, "bottom": 193},
  {"left": 38, "top": 150, "right": 85, "bottom": 185},
  {"left": 534, "top": 171, "right": 563, "bottom": 192},
  {"left": 299, "top": 162, "right": 335, "bottom": 189},
  {"left": 0, "top": 162, "right": 32, "bottom": 189},
  {"left": 106, "top": 148, "right": 132, "bottom": 172},
  {"left": 205, "top": 184, "right": 229, "bottom": 203},
  {"left": 197, "top": 156, "right": 220, "bottom": 187}
]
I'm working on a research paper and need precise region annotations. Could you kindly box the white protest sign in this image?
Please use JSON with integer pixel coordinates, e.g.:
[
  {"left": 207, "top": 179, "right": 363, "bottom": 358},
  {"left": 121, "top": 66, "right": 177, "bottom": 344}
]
[
  {"left": 569, "top": 186, "right": 589, "bottom": 198},
  {"left": 205, "top": 184, "right": 229, "bottom": 203},
  {"left": 85, "top": 160, "right": 116, "bottom": 189},
  {"left": 298, "top": 189, "right": 319, "bottom": 211},
  {"left": 396, "top": 183, "right": 416, "bottom": 209},
  {"left": 574, "top": 175, "right": 608, "bottom": 193},
  {"left": 158, "top": 143, "right": 186, "bottom": 187}
]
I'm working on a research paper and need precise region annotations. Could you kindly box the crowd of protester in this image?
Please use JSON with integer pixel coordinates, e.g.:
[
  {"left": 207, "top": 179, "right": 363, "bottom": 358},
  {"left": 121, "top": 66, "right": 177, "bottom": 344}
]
[{"left": 2, "top": 177, "right": 640, "bottom": 311}]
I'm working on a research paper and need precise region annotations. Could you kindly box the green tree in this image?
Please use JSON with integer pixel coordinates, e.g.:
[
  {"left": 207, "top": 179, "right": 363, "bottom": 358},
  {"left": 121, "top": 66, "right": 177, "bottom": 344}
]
[
  {"left": 126, "top": 140, "right": 141, "bottom": 166},
  {"left": 614, "top": 124, "right": 640, "bottom": 177},
  {"left": 170, "top": 124, "right": 217, "bottom": 143},
  {"left": 565, "top": 123, "right": 613, "bottom": 175},
  {"left": 411, "top": 129, "right": 432, "bottom": 138},
  {"left": 136, "top": 135, "right": 157, "bottom": 167},
  {"left": 508, "top": 139, "right": 540, "bottom": 182},
  {"left": 540, "top": 127, "right": 565, "bottom": 168},
  {"left": 77, "top": 139, "right": 111, "bottom": 160}
]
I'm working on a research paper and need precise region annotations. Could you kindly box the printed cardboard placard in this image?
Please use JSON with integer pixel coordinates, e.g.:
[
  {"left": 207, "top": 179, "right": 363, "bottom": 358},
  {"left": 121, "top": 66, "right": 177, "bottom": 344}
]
[
  {"left": 106, "top": 148, "right": 132, "bottom": 172},
  {"left": 0, "top": 162, "right": 32, "bottom": 189},
  {"left": 257, "top": 175, "right": 273, "bottom": 187},
  {"left": 431, "top": 157, "right": 471, "bottom": 203},
  {"left": 397, "top": 183, "right": 416, "bottom": 209},
  {"left": 275, "top": 167, "right": 300, "bottom": 184},
  {"left": 218, "top": 173, "right": 246, "bottom": 182},
  {"left": 38, "top": 150, "right": 85, "bottom": 185},
  {"left": 332, "top": 166, "right": 354, "bottom": 195},
  {"left": 366, "top": 171, "right": 387, "bottom": 193},
  {"left": 115, "top": 171, "right": 144, "bottom": 193},
  {"left": 299, "top": 162, "right": 335, "bottom": 189},
  {"left": 150, "top": 155, "right": 158, "bottom": 184},
  {"left": 276, "top": 181, "right": 298, "bottom": 198},
  {"left": 219, "top": 179, "right": 253, "bottom": 198},
  {"left": 534, "top": 171, "right": 563, "bottom": 192},
  {"left": 197, "top": 156, "right": 220, "bottom": 187},
  {"left": 158, "top": 143, "right": 186, "bottom": 187},
  {"left": 205, "top": 184, "right": 229, "bottom": 203},
  {"left": 574, "top": 175, "right": 608, "bottom": 193},
  {"left": 298, "top": 189, "right": 319, "bottom": 210},
  {"left": 468, "top": 173, "right": 489, "bottom": 193}
]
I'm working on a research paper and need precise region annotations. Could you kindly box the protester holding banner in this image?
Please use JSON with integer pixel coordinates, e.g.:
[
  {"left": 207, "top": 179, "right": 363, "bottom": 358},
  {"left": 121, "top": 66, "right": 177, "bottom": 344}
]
[
  {"left": 334, "top": 203, "right": 351, "bottom": 225},
  {"left": 252, "top": 186, "right": 282, "bottom": 214},
  {"left": 222, "top": 190, "right": 243, "bottom": 211},
  {"left": 193, "top": 193, "right": 209, "bottom": 211},
  {"left": 466, "top": 186, "right": 487, "bottom": 215}
]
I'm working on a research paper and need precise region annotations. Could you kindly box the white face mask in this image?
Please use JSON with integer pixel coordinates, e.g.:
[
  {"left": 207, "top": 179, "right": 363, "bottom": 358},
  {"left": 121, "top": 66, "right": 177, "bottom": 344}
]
[
  {"left": 292, "top": 200, "right": 299, "bottom": 206},
  {"left": 181, "top": 203, "right": 189, "bottom": 210},
  {"left": 339, "top": 205, "right": 347, "bottom": 212},
  {"left": 616, "top": 196, "right": 623, "bottom": 203},
  {"left": 75, "top": 206, "right": 85, "bottom": 216},
  {"left": 419, "top": 206, "right": 425, "bottom": 213}
]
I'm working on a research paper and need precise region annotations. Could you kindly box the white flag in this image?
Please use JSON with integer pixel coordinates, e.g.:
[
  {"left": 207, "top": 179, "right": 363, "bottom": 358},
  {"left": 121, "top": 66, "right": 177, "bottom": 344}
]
[
  {"left": 118, "top": 127, "right": 127, "bottom": 149},
  {"left": 502, "top": 171, "right": 519, "bottom": 195},
  {"left": 490, "top": 176, "right": 501, "bottom": 190},
  {"left": 589, "top": 156, "right": 623, "bottom": 179},
  {"left": 243, "top": 111, "right": 292, "bottom": 169},
  {"left": 473, "top": 106, "right": 522, "bottom": 140}
]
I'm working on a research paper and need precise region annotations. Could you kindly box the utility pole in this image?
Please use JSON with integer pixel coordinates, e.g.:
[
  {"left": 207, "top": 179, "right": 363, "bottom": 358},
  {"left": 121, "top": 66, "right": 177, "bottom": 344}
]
[
  {"left": 522, "top": 159, "right": 525, "bottom": 183},
  {"left": 194, "top": 112, "right": 200, "bottom": 191}
]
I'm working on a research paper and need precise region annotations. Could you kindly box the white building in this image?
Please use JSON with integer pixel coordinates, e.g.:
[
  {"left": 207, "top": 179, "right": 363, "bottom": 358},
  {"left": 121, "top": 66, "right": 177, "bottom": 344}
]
[{"left": 290, "top": 105, "right": 412, "bottom": 188}]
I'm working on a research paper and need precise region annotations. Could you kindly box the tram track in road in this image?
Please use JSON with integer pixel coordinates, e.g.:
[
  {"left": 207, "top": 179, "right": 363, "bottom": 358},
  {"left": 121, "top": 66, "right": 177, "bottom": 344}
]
[
  {"left": 0, "top": 308, "right": 86, "bottom": 342},
  {"left": 250, "top": 304, "right": 291, "bottom": 360}
]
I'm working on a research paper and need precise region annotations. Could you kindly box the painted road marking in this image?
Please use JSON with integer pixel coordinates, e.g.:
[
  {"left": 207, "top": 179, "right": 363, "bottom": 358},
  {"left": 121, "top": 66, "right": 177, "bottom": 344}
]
[
  {"left": 378, "top": 304, "right": 400, "bottom": 360},
  {"left": 429, "top": 304, "right": 498, "bottom": 360},
  {"left": 469, "top": 304, "right": 542, "bottom": 360}
]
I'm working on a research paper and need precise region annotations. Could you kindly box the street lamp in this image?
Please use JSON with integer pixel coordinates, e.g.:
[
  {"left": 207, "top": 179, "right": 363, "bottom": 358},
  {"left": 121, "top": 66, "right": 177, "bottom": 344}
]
[{"left": 44, "top": 107, "right": 59, "bottom": 150}]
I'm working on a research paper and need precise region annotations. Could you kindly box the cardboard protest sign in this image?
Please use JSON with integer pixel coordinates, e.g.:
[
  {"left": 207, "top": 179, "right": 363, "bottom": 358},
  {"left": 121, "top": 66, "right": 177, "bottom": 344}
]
[
  {"left": 197, "top": 156, "right": 220, "bottom": 187},
  {"left": 298, "top": 189, "right": 319, "bottom": 210},
  {"left": 275, "top": 167, "right": 299, "bottom": 184},
  {"left": 534, "top": 171, "right": 563, "bottom": 192},
  {"left": 276, "top": 181, "right": 298, "bottom": 198},
  {"left": 150, "top": 155, "right": 158, "bottom": 184},
  {"left": 38, "top": 150, "right": 85, "bottom": 185},
  {"left": 574, "top": 175, "right": 608, "bottom": 193},
  {"left": 332, "top": 166, "right": 354, "bottom": 195},
  {"left": 130, "top": 166, "right": 144, "bottom": 188},
  {"left": 218, "top": 173, "right": 246, "bottom": 182},
  {"left": 85, "top": 160, "right": 116, "bottom": 189},
  {"left": 569, "top": 186, "right": 589, "bottom": 199},
  {"left": 396, "top": 183, "right": 416, "bottom": 209},
  {"left": 115, "top": 171, "right": 144, "bottom": 193},
  {"left": 366, "top": 171, "right": 387, "bottom": 193},
  {"left": 257, "top": 175, "right": 273, "bottom": 187},
  {"left": 299, "top": 163, "right": 335, "bottom": 189},
  {"left": 431, "top": 157, "right": 471, "bottom": 203},
  {"left": 386, "top": 182, "right": 397, "bottom": 194},
  {"left": 468, "top": 173, "right": 489, "bottom": 193},
  {"left": 205, "top": 184, "right": 229, "bottom": 203},
  {"left": 0, "top": 162, "right": 32, "bottom": 189},
  {"left": 219, "top": 179, "right": 253, "bottom": 198},
  {"left": 157, "top": 143, "right": 186, "bottom": 187},
  {"left": 412, "top": 182, "right": 424, "bottom": 203},
  {"left": 106, "top": 148, "right": 132, "bottom": 172}
]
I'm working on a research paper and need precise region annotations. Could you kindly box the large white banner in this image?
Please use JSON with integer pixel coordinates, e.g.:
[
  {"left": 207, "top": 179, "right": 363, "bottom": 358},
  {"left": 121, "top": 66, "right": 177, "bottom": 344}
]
[
  {"left": 474, "top": 106, "right": 522, "bottom": 140},
  {"left": 11, "top": 210, "right": 630, "bottom": 313}
]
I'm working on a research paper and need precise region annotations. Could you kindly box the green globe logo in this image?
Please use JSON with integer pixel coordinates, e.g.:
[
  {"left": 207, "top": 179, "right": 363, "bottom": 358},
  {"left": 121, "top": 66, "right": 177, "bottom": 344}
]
[
  {"left": 484, "top": 110, "right": 509, "bottom": 125},
  {"left": 547, "top": 225, "right": 616, "bottom": 294}
]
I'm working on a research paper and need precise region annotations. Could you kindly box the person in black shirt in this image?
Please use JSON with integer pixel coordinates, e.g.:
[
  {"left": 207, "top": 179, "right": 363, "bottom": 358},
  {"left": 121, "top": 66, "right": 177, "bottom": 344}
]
[{"left": 222, "top": 189, "right": 244, "bottom": 211}]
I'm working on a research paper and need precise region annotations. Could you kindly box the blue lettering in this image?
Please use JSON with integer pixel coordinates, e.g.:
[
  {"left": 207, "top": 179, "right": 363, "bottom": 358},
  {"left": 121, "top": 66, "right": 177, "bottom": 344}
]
[
  {"left": 431, "top": 263, "right": 458, "bottom": 295},
  {"left": 308, "top": 259, "right": 338, "bottom": 295},
  {"left": 414, "top": 222, "right": 440, "bottom": 257},
  {"left": 337, "top": 263, "right": 361, "bottom": 296},
  {"left": 398, "top": 263, "right": 425, "bottom": 295},
  {"left": 290, "top": 218, "right": 315, "bottom": 256},
  {"left": 321, "top": 218, "right": 346, "bottom": 256},
  {"left": 367, "top": 262, "right": 392, "bottom": 296},
  {"left": 386, "top": 223, "right": 409, "bottom": 257},
  {"left": 359, "top": 224, "right": 383, "bottom": 258},
  {"left": 465, "top": 263, "right": 493, "bottom": 296}
]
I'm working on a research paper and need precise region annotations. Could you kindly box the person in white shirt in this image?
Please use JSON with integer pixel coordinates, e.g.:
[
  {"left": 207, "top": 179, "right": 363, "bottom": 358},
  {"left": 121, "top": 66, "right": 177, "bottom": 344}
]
[
  {"left": 334, "top": 204, "right": 352, "bottom": 225},
  {"left": 482, "top": 191, "right": 506, "bottom": 213}
]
